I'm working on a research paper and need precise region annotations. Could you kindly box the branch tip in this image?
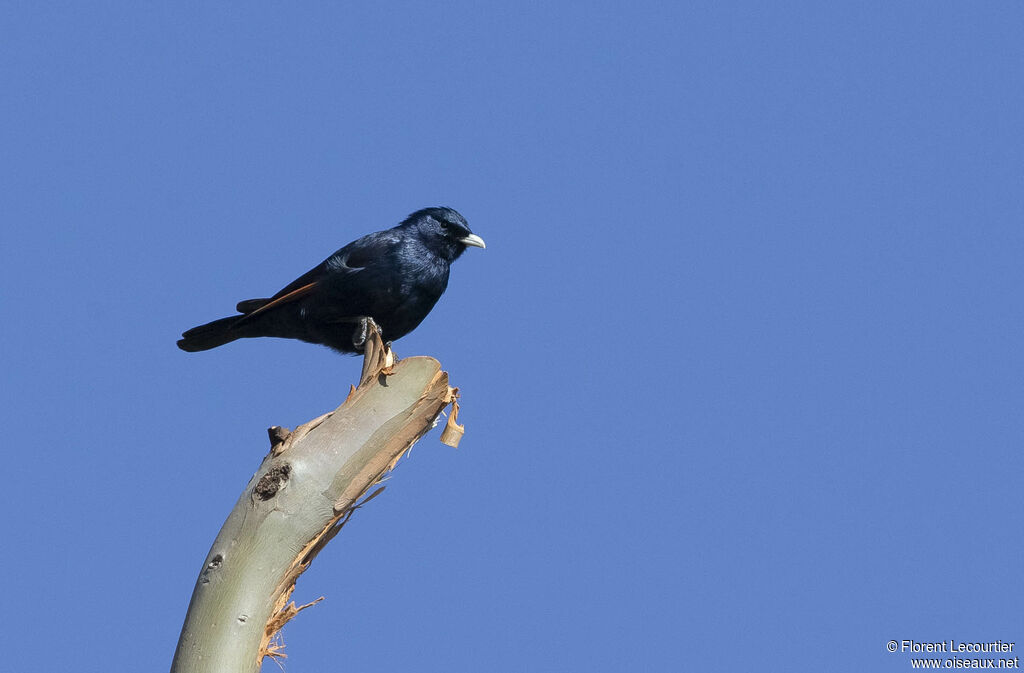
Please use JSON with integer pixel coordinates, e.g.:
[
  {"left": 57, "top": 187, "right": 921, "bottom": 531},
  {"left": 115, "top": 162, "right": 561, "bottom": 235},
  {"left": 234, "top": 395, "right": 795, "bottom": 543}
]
[
  {"left": 440, "top": 387, "right": 465, "bottom": 447},
  {"left": 267, "top": 426, "right": 291, "bottom": 450}
]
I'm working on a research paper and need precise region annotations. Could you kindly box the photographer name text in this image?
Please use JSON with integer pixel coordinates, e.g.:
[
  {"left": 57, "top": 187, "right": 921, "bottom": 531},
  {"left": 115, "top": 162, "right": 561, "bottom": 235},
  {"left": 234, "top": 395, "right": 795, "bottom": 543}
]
[{"left": 901, "top": 641, "right": 1015, "bottom": 654}]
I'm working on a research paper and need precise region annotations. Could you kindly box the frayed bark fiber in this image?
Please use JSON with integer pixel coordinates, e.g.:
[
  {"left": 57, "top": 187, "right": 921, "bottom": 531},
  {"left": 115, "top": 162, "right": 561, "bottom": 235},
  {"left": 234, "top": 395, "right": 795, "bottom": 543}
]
[{"left": 170, "top": 323, "right": 462, "bottom": 673}]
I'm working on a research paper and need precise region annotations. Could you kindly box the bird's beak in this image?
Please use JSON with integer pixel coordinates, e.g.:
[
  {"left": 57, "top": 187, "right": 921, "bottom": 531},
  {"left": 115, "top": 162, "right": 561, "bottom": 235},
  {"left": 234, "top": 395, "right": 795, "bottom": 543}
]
[{"left": 460, "top": 233, "right": 486, "bottom": 249}]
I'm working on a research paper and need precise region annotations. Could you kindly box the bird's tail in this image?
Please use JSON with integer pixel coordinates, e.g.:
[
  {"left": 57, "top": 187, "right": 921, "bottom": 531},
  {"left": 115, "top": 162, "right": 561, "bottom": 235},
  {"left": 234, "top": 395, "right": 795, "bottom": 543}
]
[{"left": 177, "top": 316, "right": 243, "bottom": 352}]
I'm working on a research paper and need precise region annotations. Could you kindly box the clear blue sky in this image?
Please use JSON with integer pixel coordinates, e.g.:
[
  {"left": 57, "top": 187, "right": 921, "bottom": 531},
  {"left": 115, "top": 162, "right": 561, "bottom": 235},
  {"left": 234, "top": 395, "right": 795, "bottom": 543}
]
[{"left": 3, "top": 3, "right": 1022, "bottom": 671}]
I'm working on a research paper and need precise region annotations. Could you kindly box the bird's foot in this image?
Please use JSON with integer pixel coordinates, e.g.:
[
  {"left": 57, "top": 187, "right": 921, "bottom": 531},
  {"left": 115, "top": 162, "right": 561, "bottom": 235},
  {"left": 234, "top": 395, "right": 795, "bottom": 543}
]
[
  {"left": 351, "top": 316, "right": 383, "bottom": 352},
  {"left": 351, "top": 319, "right": 368, "bottom": 352}
]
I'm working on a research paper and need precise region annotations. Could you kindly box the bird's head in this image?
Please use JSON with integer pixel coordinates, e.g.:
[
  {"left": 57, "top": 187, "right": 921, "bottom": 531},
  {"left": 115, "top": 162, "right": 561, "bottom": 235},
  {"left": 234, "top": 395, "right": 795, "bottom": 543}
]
[{"left": 403, "top": 207, "right": 486, "bottom": 261}]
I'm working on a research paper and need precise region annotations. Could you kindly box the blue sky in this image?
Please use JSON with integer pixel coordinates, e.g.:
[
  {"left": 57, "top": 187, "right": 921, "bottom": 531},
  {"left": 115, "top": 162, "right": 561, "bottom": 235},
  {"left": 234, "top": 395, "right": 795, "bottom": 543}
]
[{"left": 3, "top": 2, "right": 1022, "bottom": 671}]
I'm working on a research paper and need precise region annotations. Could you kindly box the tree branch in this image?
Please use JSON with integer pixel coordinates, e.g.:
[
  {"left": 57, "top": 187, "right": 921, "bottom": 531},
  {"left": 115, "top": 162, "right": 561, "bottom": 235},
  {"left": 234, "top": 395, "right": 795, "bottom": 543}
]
[{"left": 170, "top": 325, "right": 459, "bottom": 672}]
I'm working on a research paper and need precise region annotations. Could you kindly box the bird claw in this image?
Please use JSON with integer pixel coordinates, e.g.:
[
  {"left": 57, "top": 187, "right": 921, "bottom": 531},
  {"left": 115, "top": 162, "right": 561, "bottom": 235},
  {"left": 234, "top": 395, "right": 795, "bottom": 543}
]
[
  {"left": 351, "top": 316, "right": 383, "bottom": 352},
  {"left": 352, "top": 319, "right": 369, "bottom": 351}
]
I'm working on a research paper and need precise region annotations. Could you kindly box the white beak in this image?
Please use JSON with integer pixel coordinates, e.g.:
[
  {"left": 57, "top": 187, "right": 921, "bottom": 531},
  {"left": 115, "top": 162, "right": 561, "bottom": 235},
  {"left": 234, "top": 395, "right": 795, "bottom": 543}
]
[{"left": 460, "top": 233, "right": 486, "bottom": 249}]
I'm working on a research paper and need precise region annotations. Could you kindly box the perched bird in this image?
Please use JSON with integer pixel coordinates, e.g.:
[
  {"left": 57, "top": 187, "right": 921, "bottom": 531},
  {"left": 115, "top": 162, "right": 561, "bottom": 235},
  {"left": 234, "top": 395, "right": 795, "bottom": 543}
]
[{"left": 177, "top": 207, "right": 485, "bottom": 354}]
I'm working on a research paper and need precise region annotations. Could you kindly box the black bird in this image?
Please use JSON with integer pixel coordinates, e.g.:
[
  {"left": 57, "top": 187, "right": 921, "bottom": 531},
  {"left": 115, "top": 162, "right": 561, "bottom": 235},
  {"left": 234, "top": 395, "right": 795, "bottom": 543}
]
[{"left": 177, "top": 207, "right": 485, "bottom": 354}]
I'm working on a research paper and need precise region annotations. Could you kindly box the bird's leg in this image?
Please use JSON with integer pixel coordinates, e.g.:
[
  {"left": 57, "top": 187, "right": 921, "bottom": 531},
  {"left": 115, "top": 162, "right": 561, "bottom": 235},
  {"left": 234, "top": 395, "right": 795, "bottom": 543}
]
[{"left": 351, "top": 316, "right": 386, "bottom": 352}]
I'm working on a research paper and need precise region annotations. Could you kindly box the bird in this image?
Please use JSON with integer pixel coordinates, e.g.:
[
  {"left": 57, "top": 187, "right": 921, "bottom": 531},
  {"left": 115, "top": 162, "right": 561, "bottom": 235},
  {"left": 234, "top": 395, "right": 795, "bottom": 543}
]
[{"left": 177, "top": 207, "right": 485, "bottom": 354}]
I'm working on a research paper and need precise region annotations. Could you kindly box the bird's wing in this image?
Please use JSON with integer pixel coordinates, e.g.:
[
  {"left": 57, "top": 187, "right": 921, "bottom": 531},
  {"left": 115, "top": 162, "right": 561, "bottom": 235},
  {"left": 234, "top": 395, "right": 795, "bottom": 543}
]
[
  {"left": 234, "top": 282, "right": 319, "bottom": 322},
  {"left": 268, "top": 261, "right": 331, "bottom": 300},
  {"left": 334, "top": 229, "right": 403, "bottom": 270},
  {"left": 231, "top": 230, "right": 401, "bottom": 323},
  {"left": 230, "top": 260, "right": 328, "bottom": 317}
]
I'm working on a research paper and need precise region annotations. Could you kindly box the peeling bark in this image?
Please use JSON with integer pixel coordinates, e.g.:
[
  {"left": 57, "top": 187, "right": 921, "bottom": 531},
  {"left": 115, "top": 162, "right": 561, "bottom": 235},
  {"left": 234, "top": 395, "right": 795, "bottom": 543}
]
[{"left": 170, "top": 325, "right": 459, "bottom": 672}]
